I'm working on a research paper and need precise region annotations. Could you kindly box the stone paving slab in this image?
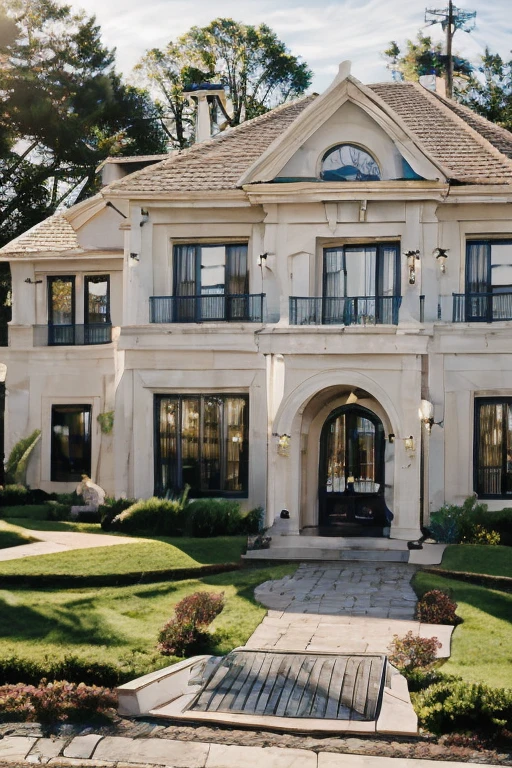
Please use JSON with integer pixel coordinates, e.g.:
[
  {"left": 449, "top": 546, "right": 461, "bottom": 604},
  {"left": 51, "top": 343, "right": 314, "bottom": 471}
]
[
  {"left": 63, "top": 736, "right": 104, "bottom": 760},
  {"left": 93, "top": 737, "right": 209, "bottom": 767},
  {"left": 0, "top": 737, "right": 37, "bottom": 762},
  {"left": 26, "top": 738, "right": 67, "bottom": 764},
  {"left": 206, "top": 744, "right": 315, "bottom": 768}
]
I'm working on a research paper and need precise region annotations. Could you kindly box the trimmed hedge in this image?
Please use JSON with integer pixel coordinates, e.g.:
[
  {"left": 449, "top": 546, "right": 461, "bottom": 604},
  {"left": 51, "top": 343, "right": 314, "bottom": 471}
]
[
  {"left": 0, "top": 680, "right": 117, "bottom": 723},
  {"left": 0, "top": 654, "right": 129, "bottom": 688},
  {"left": 429, "top": 497, "right": 512, "bottom": 546}
]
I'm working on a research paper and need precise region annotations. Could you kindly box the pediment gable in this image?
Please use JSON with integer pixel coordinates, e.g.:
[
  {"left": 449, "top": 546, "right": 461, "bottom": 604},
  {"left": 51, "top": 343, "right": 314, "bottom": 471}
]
[{"left": 238, "top": 65, "right": 449, "bottom": 186}]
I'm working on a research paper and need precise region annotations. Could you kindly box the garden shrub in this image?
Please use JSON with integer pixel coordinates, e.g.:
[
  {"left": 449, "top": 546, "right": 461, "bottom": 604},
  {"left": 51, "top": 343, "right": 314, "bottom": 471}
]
[
  {"left": 5, "top": 429, "right": 41, "bottom": 485},
  {"left": 429, "top": 496, "right": 505, "bottom": 545},
  {"left": 0, "top": 680, "right": 117, "bottom": 723},
  {"left": 413, "top": 679, "right": 512, "bottom": 737},
  {"left": 402, "top": 667, "right": 457, "bottom": 692},
  {"left": 239, "top": 506, "right": 264, "bottom": 534},
  {"left": 388, "top": 631, "right": 441, "bottom": 670},
  {"left": 110, "top": 497, "right": 185, "bottom": 535},
  {"left": 157, "top": 591, "right": 225, "bottom": 656},
  {"left": 0, "top": 654, "right": 129, "bottom": 688},
  {"left": 0, "top": 504, "right": 50, "bottom": 520},
  {"left": 45, "top": 501, "right": 72, "bottom": 521},
  {"left": 185, "top": 499, "right": 243, "bottom": 537},
  {"left": 0, "top": 486, "right": 56, "bottom": 508},
  {"left": 415, "top": 589, "right": 459, "bottom": 625},
  {"left": 99, "top": 498, "right": 138, "bottom": 530}
]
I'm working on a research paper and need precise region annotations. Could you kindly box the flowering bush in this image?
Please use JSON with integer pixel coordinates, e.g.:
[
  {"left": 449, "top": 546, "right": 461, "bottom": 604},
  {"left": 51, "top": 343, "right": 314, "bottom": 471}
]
[
  {"left": 388, "top": 631, "right": 441, "bottom": 670},
  {"left": 0, "top": 680, "right": 117, "bottom": 723},
  {"left": 157, "top": 591, "right": 225, "bottom": 656},
  {"left": 415, "top": 589, "right": 459, "bottom": 625},
  {"left": 464, "top": 524, "right": 501, "bottom": 545}
]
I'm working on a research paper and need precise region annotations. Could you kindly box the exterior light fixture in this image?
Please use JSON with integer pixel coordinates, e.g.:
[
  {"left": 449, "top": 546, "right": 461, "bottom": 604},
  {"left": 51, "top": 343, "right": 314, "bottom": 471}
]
[
  {"left": 434, "top": 247, "right": 449, "bottom": 274},
  {"left": 24, "top": 278, "right": 42, "bottom": 285},
  {"left": 419, "top": 399, "right": 434, "bottom": 432},
  {"left": 130, "top": 252, "right": 140, "bottom": 261},
  {"left": 140, "top": 209, "right": 149, "bottom": 227},
  {"left": 388, "top": 433, "right": 395, "bottom": 444},
  {"left": 404, "top": 250, "right": 420, "bottom": 285},
  {"left": 404, "top": 436, "right": 415, "bottom": 454}
]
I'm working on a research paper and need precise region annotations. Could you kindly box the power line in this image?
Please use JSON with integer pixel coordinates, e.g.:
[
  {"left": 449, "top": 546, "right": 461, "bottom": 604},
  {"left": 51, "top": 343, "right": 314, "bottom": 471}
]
[{"left": 425, "top": 1, "right": 476, "bottom": 98}]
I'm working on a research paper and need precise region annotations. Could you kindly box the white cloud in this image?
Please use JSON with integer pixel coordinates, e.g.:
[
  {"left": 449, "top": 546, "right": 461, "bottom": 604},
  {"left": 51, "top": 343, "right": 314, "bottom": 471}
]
[{"left": 72, "top": 0, "right": 512, "bottom": 90}]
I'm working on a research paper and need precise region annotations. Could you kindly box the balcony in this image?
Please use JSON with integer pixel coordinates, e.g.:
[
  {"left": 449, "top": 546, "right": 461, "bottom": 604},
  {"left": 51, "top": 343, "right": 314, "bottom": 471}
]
[
  {"left": 34, "top": 323, "right": 112, "bottom": 346},
  {"left": 452, "top": 292, "right": 512, "bottom": 322},
  {"left": 289, "top": 296, "right": 401, "bottom": 326},
  {"left": 149, "top": 294, "right": 266, "bottom": 323}
]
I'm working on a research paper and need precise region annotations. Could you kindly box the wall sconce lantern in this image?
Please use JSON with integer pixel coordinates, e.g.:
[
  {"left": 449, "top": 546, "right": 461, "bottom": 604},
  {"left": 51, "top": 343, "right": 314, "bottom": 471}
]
[
  {"left": 274, "top": 433, "right": 291, "bottom": 457},
  {"left": 404, "top": 250, "right": 420, "bottom": 285},
  {"left": 404, "top": 436, "right": 415, "bottom": 454},
  {"left": 434, "top": 247, "right": 449, "bottom": 274},
  {"left": 418, "top": 399, "right": 434, "bottom": 432},
  {"left": 388, "top": 433, "right": 395, "bottom": 444},
  {"left": 139, "top": 208, "right": 149, "bottom": 227}
]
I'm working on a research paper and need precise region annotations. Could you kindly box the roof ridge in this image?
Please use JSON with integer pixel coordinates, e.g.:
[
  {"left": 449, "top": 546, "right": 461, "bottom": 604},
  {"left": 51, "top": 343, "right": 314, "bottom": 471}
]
[{"left": 410, "top": 82, "right": 512, "bottom": 173}]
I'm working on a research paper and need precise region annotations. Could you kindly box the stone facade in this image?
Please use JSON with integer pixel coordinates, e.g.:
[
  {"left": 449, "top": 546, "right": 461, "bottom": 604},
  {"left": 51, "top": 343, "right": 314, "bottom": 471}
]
[{"left": 2, "top": 67, "right": 512, "bottom": 540}]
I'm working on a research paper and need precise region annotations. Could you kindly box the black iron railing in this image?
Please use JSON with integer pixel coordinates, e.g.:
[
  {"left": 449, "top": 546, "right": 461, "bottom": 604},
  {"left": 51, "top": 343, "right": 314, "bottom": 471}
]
[
  {"left": 149, "top": 294, "right": 266, "bottom": 323},
  {"left": 453, "top": 292, "right": 512, "bottom": 322},
  {"left": 289, "top": 296, "right": 401, "bottom": 326},
  {"left": 34, "top": 323, "right": 112, "bottom": 346}
]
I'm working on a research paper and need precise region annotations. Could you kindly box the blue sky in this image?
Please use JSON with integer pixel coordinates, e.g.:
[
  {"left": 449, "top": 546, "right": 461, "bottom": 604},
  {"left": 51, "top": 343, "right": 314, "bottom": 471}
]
[{"left": 70, "top": 0, "right": 511, "bottom": 91}]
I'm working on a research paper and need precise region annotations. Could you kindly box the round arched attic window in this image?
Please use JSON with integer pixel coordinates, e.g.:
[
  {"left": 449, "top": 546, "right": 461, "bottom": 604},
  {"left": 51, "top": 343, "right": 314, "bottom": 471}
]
[{"left": 320, "top": 144, "right": 381, "bottom": 181}]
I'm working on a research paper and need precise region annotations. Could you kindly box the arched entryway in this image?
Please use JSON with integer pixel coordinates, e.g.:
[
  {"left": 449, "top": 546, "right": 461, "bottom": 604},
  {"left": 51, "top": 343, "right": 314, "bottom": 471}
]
[{"left": 318, "top": 404, "right": 390, "bottom": 536}]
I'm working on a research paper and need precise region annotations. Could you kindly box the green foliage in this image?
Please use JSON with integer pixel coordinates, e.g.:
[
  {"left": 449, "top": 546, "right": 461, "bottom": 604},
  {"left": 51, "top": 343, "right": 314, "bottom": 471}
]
[
  {"left": 429, "top": 496, "right": 503, "bottom": 545},
  {"left": 99, "top": 497, "right": 137, "bottom": 530},
  {"left": 388, "top": 631, "right": 441, "bottom": 670},
  {"left": 96, "top": 411, "right": 114, "bottom": 434},
  {"left": 0, "top": 680, "right": 117, "bottom": 723},
  {"left": 0, "top": 504, "right": 50, "bottom": 519},
  {"left": 110, "top": 496, "right": 184, "bottom": 535},
  {"left": 136, "top": 17, "right": 312, "bottom": 148},
  {"left": 383, "top": 32, "right": 471, "bottom": 83},
  {"left": 458, "top": 49, "right": 512, "bottom": 132},
  {"left": 441, "top": 544, "right": 512, "bottom": 577},
  {"left": 0, "top": 654, "right": 129, "bottom": 687},
  {"left": 157, "top": 590, "right": 225, "bottom": 656},
  {"left": 5, "top": 430, "right": 41, "bottom": 484},
  {"left": 415, "top": 590, "right": 459, "bottom": 625},
  {"left": 0, "top": 484, "right": 30, "bottom": 506},
  {"left": 185, "top": 499, "right": 241, "bottom": 537},
  {"left": 0, "top": 521, "right": 35, "bottom": 549},
  {"left": 413, "top": 679, "right": 512, "bottom": 737}
]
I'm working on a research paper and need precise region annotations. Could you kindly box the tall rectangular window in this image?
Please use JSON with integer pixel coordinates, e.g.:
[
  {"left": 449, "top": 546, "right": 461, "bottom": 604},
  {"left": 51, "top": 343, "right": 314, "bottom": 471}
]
[
  {"left": 466, "top": 240, "right": 512, "bottom": 321},
  {"left": 474, "top": 398, "right": 512, "bottom": 498},
  {"left": 155, "top": 394, "right": 249, "bottom": 497},
  {"left": 85, "top": 276, "right": 110, "bottom": 324},
  {"left": 173, "top": 244, "right": 248, "bottom": 321},
  {"left": 51, "top": 405, "right": 92, "bottom": 482}
]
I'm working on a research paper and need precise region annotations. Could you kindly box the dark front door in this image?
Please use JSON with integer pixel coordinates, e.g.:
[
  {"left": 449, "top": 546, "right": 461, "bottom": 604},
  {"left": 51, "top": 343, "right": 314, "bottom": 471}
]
[{"left": 318, "top": 405, "right": 390, "bottom": 536}]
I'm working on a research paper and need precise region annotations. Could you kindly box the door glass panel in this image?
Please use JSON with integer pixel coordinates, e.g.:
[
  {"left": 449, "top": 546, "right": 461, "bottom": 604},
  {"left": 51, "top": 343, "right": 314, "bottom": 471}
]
[
  {"left": 345, "top": 247, "right": 376, "bottom": 296},
  {"left": 158, "top": 398, "right": 178, "bottom": 495},
  {"left": 86, "top": 276, "right": 109, "bottom": 324},
  {"left": 325, "top": 415, "right": 346, "bottom": 492},
  {"left": 380, "top": 246, "right": 397, "bottom": 296},
  {"left": 49, "top": 278, "right": 74, "bottom": 325},
  {"left": 202, "top": 396, "right": 222, "bottom": 490},
  {"left": 354, "top": 417, "right": 377, "bottom": 492},
  {"left": 225, "top": 397, "right": 247, "bottom": 492},
  {"left": 181, "top": 398, "right": 200, "bottom": 490}
]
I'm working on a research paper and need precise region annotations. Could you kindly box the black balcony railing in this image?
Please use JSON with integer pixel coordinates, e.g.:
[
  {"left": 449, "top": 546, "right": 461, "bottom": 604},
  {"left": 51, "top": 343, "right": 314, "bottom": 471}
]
[
  {"left": 149, "top": 294, "right": 266, "bottom": 323},
  {"left": 289, "top": 296, "right": 401, "bottom": 326},
  {"left": 453, "top": 292, "right": 512, "bottom": 322},
  {"left": 34, "top": 323, "right": 112, "bottom": 346}
]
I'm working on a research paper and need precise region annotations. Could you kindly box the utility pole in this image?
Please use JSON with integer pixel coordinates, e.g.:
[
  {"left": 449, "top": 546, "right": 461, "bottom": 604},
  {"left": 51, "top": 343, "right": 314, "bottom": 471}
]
[{"left": 425, "top": 1, "right": 476, "bottom": 98}]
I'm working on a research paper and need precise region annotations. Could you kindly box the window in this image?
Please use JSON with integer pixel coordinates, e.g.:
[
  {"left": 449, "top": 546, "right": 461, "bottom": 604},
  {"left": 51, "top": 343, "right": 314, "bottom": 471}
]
[
  {"left": 322, "top": 243, "right": 400, "bottom": 324},
  {"left": 154, "top": 394, "right": 248, "bottom": 497},
  {"left": 173, "top": 243, "right": 248, "bottom": 321},
  {"left": 51, "top": 405, "right": 92, "bottom": 482},
  {"left": 320, "top": 144, "right": 380, "bottom": 182},
  {"left": 46, "top": 274, "right": 111, "bottom": 345},
  {"left": 474, "top": 398, "right": 512, "bottom": 498},
  {"left": 465, "top": 240, "right": 512, "bottom": 321}
]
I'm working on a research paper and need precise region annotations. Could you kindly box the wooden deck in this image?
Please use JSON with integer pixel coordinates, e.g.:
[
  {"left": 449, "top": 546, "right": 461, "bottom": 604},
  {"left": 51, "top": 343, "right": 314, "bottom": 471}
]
[{"left": 188, "top": 650, "right": 386, "bottom": 721}]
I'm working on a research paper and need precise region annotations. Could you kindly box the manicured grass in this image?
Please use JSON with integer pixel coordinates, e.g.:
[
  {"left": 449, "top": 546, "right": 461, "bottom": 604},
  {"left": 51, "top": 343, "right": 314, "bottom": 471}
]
[
  {"left": 0, "top": 536, "right": 247, "bottom": 577},
  {"left": 0, "top": 521, "right": 37, "bottom": 550},
  {"left": 0, "top": 565, "right": 295, "bottom": 679},
  {"left": 0, "top": 505, "right": 53, "bottom": 520},
  {"left": 413, "top": 571, "right": 512, "bottom": 689},
  {"left": 5, "top": 518, "right": 111, "bottom": 534},
  {"left": 441, "top": 544, "right": 512, "bottom": 578}
]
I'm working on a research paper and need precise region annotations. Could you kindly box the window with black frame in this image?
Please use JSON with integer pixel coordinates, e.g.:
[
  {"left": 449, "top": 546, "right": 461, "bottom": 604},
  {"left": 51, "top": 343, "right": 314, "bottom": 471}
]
[
  {"left": 465, "top": 240, "right": 512, "bottom": 321},
  {"left": 48, "top": 276, "right": 75, "bottom": 345},
  {"left": 154, "top": 394, "right": 248, "bottom": 497},
  {"left": 173, "top": 244, "right": 249, "bottom": 321},
  {"left": 46, "top": 274, "right": 111, "bottom": 345},
  {"left": 322, "top": 243, "right": 400, "bottom": 325},
  {"left": 474, "top": 398, "right": 512, "bottom": 498},
  {"left": 51, "top": 405, "right": 92, "bottom": 482}
]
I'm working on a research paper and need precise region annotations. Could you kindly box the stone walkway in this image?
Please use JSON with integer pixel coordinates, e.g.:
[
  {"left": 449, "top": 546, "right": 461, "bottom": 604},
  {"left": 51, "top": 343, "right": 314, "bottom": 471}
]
[
  {"left": 247, "top": 563, "right": 453, "bottom": 657},
  {"left": 0, "top": 530, "right": 139, "bottom": 562}
]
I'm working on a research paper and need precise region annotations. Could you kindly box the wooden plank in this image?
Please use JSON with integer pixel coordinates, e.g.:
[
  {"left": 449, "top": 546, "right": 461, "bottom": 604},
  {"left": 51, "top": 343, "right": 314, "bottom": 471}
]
[
  {"left": 263, "top": 655, "right": 295, "bottom": 715},
  {"left": 229, "top": 652, "right": 267, "bottom": 713},
  {"left": 275, "top": 655, "right": 309, "bottom": 717},
  {"left": 339, "top": 656, "right": 360, "bottom": 717},
  {"left": 350, "top": 657, "right": 372, "bottom": 721},
  {"left": 310, "top": 657, "right": 337, "bottom": 719},
  {"left": 219, "top": 652, "right": 261, "bottom": 711},
  {"left": 193, "top": 655, "right": 246, "bottom": 712},
  {"left": 296, "top": 657, "right": 328, "bottom": 718},
  {"left": 325, "top": 657, "right": 349, "bottom": 719},
  {"left": 283, "top": 656, "right": 317, "bottom": 718},
  {"left": 253, "top": 654, "right": 288, "bottom": 715},
  {"left": 243, "top": 652, "right": 276, "bottom": 713}
]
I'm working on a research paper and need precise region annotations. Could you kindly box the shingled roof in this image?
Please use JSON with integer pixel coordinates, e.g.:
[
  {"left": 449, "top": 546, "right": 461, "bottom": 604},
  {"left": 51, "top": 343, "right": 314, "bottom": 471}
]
[
  {"left": 0, "top": 213, "right": 81, "bottom": 255},
  {"left": 105, "top": 81, "right": 512, "bottom": 195}
]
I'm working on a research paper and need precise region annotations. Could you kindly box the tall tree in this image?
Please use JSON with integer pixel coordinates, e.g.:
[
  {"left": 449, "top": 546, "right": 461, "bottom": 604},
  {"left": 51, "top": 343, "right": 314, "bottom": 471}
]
[
  {"left": 459, "top": 49, "right": 512, "bottom": 131},
  {"left": 137, "top": 18, "right": 312, "bottom": 149},
  {"left": 0, "top": 0, "right": 168, "bottom": 343},
  {"left": 383, "top": 32, "right": 472, "bottom": 84}
]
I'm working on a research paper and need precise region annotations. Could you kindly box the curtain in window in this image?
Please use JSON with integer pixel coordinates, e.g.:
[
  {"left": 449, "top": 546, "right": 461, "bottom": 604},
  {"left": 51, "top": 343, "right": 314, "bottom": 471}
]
[
  {"left": 476, "top": 400, "right": 512, "bottom": 496},
  {"left": 466, "top": 243, "right": 489, "bottom": 294},
  {"left": 85, "top": 276, "right": 109, "bottom": 324},
  {"left": 226, "top": 245, "right": 248, "bottom": 295},
  {"left": 174, "top": 246, "right": 197, "bottom": 296},
  {"left": 225, "top": 397, "right": 247, "bottom": 491}
]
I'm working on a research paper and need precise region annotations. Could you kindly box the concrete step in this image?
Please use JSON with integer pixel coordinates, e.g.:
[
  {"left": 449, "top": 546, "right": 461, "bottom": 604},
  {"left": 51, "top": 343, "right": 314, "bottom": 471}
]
[{"left": 243, "top": 548, "right": 410, "bottom": 563}]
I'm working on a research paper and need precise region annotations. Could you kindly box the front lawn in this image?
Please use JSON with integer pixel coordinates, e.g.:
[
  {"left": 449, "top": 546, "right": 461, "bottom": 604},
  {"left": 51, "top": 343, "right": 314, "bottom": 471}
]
[
  {"left": 0, "top": 521, "right": 37, "bottom": 550},
  {"left": 440, "top": 544, "right": 512, "bottom": 578},
  {"left": 413, "top": 571, "right": 512, "bottom": 689},
  {"left": 0, "top": 565, "right": 295, "bottom": 681},
  {"left": 0, "top": 535, "right": 247, "bottom": 578}
]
